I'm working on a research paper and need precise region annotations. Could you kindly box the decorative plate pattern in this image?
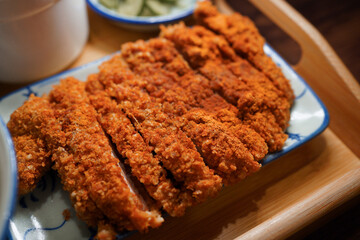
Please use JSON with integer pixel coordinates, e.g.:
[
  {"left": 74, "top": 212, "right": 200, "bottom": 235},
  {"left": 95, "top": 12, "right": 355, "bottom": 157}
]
[{"left": 0, "top": 44, "right": 329, "bottom": 240}]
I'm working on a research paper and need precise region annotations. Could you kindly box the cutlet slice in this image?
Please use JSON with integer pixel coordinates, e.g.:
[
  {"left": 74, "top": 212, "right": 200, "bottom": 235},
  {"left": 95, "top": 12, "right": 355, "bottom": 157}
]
[
  {"left": 121, "top": 40, "right": 261, "bottom": 184},
  {"left": 122, "top": 38, "right": 268, "bottom": 161},
  {"left": 194, "top": 1, "right": 294, "bottom": 104},
  {"left": 161, "top": 23, "right": 290, "bottom": 130},
  {"left": 11, "top": 135, "right": 50, "bottom": 195},
  {"left": 7, "top": 96, "right": 53, "bottom": 195},
  {"left": 49, "top": 78, "right": 163, "bottom": 232},
  {"left": 97, "top": 61, "right": 223, "bottom": 202},
  {"left": 86, "top": 74, "right": 194, "bottom": 217},
  {"left": 180, "top": 109, "right": 261, "bottom": 184},
  {"left": 7, "top": 95, "right": 108, "bottom": 229},
  {"left": 161, "top": 23, "right": 288, "bottom": 152}
]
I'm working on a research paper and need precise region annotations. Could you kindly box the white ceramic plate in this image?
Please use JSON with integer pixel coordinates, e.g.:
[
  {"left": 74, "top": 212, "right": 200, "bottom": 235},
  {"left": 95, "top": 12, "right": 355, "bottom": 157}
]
[
  {"left": 0, "top": 45, "right": 329, "bottom": 240},
  {"left": 0, "top": 119, "right": 17, "bottom": 240}
]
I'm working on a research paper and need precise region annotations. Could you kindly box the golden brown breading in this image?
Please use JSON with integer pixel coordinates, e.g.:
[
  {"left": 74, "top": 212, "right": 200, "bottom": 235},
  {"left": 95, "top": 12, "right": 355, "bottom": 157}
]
[
  {"left": 97, "top": 60, "right": 223, "bottom": 202},
  {"left": 86, "top": 74, "right": 194, "bottom": 217},
  {"left": 49, "top": 77, "right": 163, "bottom": 232},
  {"left": 11, "top": 135, "right": 50, "bottom": 195},
  {"left": 199, "top": 60, "right": 287, "bottom": 152},
  {"left": 7, "top": 95, "right": 58, "bottom": 195},
  {"left": 7, "top": 94, "right": 108, "bottom": 229},
  {"left": 121, "top": 40, "right": 261, "bottom": 184},
  {"left": 180, "top": 109, "right": 261, "bottom": 185},
  {"left": 161, "top": 23, "right": 290, "bottom": 129},
  {"left": 194, "top": 1, "right": 294, "bottom": 104},
  {"left": 161, "top": 23, "right": 288, "bottom": 152},
  {"left": 124, "top": 38, "right": 268, "bottom": 160},
  {"left": 7, "top": 3, "right": 294, "bottom": 234}
]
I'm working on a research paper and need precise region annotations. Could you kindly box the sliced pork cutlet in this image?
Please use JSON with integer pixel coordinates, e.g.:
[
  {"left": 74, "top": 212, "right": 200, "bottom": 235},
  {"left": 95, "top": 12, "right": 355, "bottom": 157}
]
[
  {"left": 122, "top": 38, "right": 268, "bottom": 161},
  {"left": 97, "top": 60, "right": 223, "bottom": 202},
  {"left": 121, "top": 40, "right": 261, "bottom": 185},
  {"left": 86, "top": 74, "right": 194, "bottom": 217},
  {"left": 7, "top": 94, "right": 112, "bottom": 232},
  {"left": 161, "top": 23, "right": 290, "bottom": 130},
  {"left": 194, "top": 1, "right": 294, "bottom": 104},
  {"left": 7, "top": 95, "right": 56, "bottom": 195},
  {"left": 161, "top": 23, "right": 288, "bottom": 152},
  {"left": 49, "top": 77, "right": 163, "bottom": 232}
]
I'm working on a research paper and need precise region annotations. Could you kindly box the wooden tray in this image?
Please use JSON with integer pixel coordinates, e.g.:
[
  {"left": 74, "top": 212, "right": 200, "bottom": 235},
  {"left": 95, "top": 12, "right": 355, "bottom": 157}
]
[{"left": 1, "top": 0, "right": 359, "bottom": 239}]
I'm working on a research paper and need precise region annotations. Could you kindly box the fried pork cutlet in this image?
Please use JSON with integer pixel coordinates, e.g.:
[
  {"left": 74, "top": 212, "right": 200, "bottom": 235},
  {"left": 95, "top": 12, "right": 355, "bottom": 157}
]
[
  {"left": 10, "top": 135, "right": 50, "bottom": 195},
  {"left": 161, "top": 23, "right": 290, "bottom": 130},
  {"left": 7, "top": 95, "right": 110, "bottom": 231},
  {"left": 7, "top": 95, "right": 53, "bottom": 195},
  {"left": 121, "top": 38, "right": 268, "bottom": 161},
  {"left": 194, "top": 1, "right": 294, "bottom": 104},
  {"left": 161, "top": 23, "right": 288, "bottom": 152},
  {"left": 49, "top": 77, "right": 163, "bottom": 232},
  {"left": 121, "top": 40, "right": 261, "bottom": 184},
  {"left": 97, "top": 60, "right": 223, "bottom": 202},
  {"left": 86, "top": 74, "right": 194, "bottom": 217}
]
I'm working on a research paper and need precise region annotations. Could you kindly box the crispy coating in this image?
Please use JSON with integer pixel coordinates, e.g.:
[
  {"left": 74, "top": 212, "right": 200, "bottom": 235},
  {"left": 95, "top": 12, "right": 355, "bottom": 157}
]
[
  {"left": 194, "top": 1, "right": 294, "bottom": 104},
  {"left": 121, "top": 39, "right": 261, "bottom": 184},
  {"left": 7, "top": 95, "right": 108, "bottom": 228},
  {"left": 49, "top": 78, "right": 163, "bottom": 232},
  {"left": 86, "top": 74, "right": 193, "bottom": 217},
  {"left": 180, "top": 109, "right": 261, "bottom": 184},
  {"left": 97, "top": 60, "right": 223, "bottom": 202},
  {"left": 161, "top": 23, "right": 288, "bottom": 152},
  {"left": 122, "top": 38, "right": 268, "bottom": 160},
  {"left": 11, "top": 135, "right": 50, "bottom": 195},
  {"left": 7, "top": 97, "right": 53, "bottom": 196},
  {"left": 161, "top": 23, "right": 290, "bottom": 129},
  {"left": 8, "top": 4, "right": 294, "bottom": 233}
]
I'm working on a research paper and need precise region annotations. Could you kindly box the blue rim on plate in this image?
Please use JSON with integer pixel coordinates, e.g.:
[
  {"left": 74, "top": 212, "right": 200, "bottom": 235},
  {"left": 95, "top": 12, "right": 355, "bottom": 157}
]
[
  {"left": 86, "top": 0, "right": 196, "bottom": 25},
  {"left": 261, "top": 44, "right": 330, "bottom": 165},
  {"left": 1, "top": 43, "right": 329, "bottom": 240},
  {"left": 0, "top": 118, "right": 17, "bottom": 240}
]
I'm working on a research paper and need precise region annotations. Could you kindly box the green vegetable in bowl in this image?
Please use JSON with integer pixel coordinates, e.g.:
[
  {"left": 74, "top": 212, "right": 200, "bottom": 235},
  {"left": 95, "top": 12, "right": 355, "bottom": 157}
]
[
  {"left": 99, "top": 0, "right": 119, "bottom": 9},
  {"left": 99, "top": 0, "right": 189, "bottom": 17}
]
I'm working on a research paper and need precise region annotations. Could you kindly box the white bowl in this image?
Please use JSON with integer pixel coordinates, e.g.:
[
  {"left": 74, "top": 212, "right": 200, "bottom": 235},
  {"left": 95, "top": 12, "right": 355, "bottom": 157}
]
[
  {"left": 86, "top": 0, "right": 197, "bottom": 31},
  {"left": 0, "top": 0, "right": 89, "bottom": 83},
  {"left": 0, "top": 118, "right": 17, "bottom": 240}
]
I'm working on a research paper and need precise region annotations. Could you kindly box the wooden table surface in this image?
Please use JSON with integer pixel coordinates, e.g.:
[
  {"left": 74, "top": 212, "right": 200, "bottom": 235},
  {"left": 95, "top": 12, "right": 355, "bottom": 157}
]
[{"left": 1, "top": 1, "right": 359, "bottom": 239}]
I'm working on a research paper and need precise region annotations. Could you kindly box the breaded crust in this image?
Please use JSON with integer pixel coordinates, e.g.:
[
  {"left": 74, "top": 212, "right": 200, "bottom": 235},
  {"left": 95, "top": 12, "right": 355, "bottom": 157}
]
[
  {"left": 194, "top": 1, "right": 294, "bottom": 104},
  {"left": 123, "top": 38, "right": 268, "bottom": 160},
  {"left": 49, "top": 78, "right": 163, "bottom": 232},
  {"left": 7, "top": 95, "right": 51, "bottom": 195},
  {"left": 8, "top": 95, "right": 108, "bottom": 229},
  {"left": 86, "top": 74, "right": 194, "bottom": 217},
  {"left": 161, "top": 23, "right": 288, "bottom": 152},
  {"left": 97, "top": 60, "right": 223, "bottom": 202},
  {"left": 121, "top": 40, "right": 261, "bottom": 184}
]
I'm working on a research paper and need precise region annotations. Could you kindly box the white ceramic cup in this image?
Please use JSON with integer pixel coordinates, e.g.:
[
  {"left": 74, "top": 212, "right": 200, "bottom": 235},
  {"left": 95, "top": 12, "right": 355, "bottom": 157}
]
[{"left": 0, "top": 0, "right": 89, "bottom": 83}]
